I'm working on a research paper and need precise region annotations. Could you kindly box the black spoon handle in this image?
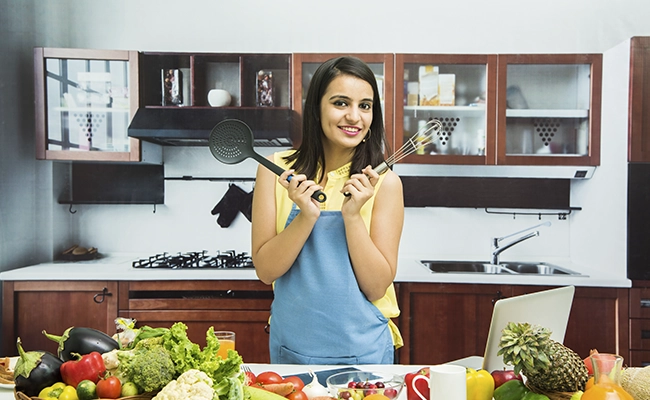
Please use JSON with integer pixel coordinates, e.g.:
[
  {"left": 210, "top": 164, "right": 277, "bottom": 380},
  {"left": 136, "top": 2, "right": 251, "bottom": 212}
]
[{"left": 252, "top": 153, "right": 327, "bottom": 203}]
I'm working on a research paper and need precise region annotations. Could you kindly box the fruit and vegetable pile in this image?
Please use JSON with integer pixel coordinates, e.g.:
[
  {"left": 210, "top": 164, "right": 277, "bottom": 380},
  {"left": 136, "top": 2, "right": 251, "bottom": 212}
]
[
  {"left": 13, "top": 321, "right": 245, "bottom": 400},
  {"left": 12, "top": 319, "right": 650, "bottom": 400}
]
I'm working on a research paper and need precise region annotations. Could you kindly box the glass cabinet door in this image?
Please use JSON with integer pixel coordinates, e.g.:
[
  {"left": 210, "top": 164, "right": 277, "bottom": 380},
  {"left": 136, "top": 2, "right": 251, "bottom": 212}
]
[
  {"left": 34, "top": 48, "right": 140, "bottom": 161},
  {"left": 497, "top": 54, "right": 602, "bottom": 166},
  {"left": 394, "top": 54, "right": 497, "bottom": 165},
  {"left": 292, "top": 53, "right": 394, "bottom": 149}
]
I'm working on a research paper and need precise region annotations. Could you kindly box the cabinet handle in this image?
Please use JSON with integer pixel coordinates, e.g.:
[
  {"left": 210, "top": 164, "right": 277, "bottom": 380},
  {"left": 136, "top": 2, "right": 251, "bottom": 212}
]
[
  {"left": 264, "top": 324, "right": 270, "bottom": 334},
  {"left": 641, "top": 299, "right": 650, "bottom": 308},
  {"left": 93, "top": 287, "right": 112, "bottom": 304},
  {"left": 492, "top": 290, "right": 505, "bottom": 305},
  {"left": 642, "top": 330, "right": 650, "bottom": 340}
]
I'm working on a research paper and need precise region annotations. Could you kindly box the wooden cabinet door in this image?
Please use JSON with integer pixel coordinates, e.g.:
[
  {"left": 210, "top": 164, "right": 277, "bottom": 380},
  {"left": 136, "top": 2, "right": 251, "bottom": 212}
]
[
  {"left": 34, "top": 48, "right": 143, "bottom": 162},
  {"left": 397, "top": 283, "right": 507, "bottom": 365},
  {"left": 1, "top": 281, "right": 118, "bottom": 356},
  {"left": 629, "top": 37, "right": 650, "bottom": 162},
  {"left": 496, "top": 54, "right": 602, "bottom": 166},
  {"left": 119, "top": 280, "right": 274, "bottom": 364}
]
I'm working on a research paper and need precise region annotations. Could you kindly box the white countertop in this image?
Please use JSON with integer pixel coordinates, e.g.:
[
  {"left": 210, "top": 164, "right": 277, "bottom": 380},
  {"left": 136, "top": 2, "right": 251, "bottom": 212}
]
[{"left": 0, "top": 252, "right": 630, "bottom": 288}]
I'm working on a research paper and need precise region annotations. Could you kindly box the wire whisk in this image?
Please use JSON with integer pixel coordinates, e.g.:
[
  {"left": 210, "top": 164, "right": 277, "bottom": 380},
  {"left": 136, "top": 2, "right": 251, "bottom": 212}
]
[
  {"left": 343, "top": 118, "right": 442, "bottom": 197},
  {"left": 374, "top": 119, "right": 442, "bottom": 174}
]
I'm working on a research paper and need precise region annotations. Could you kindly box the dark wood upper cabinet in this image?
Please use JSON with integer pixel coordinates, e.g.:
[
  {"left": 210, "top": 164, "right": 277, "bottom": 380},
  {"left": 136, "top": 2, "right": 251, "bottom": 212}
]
[{"left": 629, "top": 37, "right": 650, "bottom": 162}]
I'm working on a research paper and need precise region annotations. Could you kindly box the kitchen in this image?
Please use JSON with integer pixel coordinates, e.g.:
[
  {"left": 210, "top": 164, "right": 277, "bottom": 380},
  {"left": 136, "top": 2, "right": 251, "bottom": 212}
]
[{"left": 1, "top": 0, "right": 650, "bottom": 388}]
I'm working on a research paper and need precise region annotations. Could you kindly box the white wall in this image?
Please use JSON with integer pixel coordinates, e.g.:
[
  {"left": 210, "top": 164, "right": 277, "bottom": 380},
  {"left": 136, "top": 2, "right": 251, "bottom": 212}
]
[{"left": 1, "top": 0, "right": 648, "bottom": 277}]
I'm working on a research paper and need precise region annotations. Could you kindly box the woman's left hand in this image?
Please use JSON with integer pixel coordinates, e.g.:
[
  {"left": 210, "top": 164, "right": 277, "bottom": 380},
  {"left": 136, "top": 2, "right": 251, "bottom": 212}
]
[{"left": 341, "top": 165, "right": 377, "bottom": 213}]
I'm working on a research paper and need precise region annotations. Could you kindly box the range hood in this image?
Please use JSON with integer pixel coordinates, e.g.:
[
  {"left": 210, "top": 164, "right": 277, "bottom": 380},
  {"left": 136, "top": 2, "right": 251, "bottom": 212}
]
[{"left": 128, "top": 107, "right": 298, "bottom": 146}]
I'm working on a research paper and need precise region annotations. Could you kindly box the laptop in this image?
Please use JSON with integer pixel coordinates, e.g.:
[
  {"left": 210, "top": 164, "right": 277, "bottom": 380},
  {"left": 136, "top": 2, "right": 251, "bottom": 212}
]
[{"left": 478, "top": 285, "right": 575, "bottom": 372}]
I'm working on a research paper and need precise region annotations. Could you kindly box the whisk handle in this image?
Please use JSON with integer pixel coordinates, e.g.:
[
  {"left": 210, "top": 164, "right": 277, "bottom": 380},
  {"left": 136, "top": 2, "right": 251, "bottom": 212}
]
[
  {"left": 342, "top": 161, "right": 391, "bottom": 197},
  {"left": 252, "top": 153, "right": 327, "bottom": 203}
]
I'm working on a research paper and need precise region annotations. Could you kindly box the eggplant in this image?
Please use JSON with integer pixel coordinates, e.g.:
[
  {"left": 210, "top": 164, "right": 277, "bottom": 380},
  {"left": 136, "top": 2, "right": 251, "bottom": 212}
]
[
  {"left": 42, "top": 326, "right": 119, "bottom": 361},
  {"left": 14, "top": 337, "right": 63, "bottom": 397}
]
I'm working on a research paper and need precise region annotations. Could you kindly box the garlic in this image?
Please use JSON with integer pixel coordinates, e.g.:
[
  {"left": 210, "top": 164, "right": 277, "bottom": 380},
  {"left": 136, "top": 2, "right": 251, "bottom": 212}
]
[{"left": 302, "top": 370, "right": 330, "bottom": 400}]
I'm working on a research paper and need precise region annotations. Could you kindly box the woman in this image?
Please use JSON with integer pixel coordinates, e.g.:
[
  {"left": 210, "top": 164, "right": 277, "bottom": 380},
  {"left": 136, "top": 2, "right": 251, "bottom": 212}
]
[{"left": 251, "top": 56, "right": 404, "bottom": 364}]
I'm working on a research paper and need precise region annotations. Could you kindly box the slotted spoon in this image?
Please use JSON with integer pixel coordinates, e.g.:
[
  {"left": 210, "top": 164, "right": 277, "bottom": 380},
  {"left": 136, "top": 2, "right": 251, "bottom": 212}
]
[{"left": 209, "top": 119, "right": 326, "bottom": 203}]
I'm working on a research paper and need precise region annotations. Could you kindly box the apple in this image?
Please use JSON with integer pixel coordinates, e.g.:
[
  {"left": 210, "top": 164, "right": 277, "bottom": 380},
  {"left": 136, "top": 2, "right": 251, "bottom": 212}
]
[{"left": 491, "top": 369, "right": 522, "bottom": 389}]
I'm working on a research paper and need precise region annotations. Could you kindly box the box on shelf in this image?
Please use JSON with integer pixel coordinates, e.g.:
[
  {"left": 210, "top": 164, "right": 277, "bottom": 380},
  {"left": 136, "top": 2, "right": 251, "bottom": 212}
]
[
  {"left": 438, "top": 74, "right": 456, "bottom": 106},
  {"left": 418, "top": 65, "right": 439, "bottom": 106}
]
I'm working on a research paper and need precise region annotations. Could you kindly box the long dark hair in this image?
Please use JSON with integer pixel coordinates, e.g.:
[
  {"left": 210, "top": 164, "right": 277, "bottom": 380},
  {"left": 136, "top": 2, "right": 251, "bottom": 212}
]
[{"left": 284, "top": 56, "right": 388, "bottom": 183}]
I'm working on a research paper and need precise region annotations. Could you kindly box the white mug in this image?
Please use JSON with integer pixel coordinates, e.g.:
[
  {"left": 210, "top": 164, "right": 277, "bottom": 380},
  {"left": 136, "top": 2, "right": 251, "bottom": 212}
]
[{"left": 412, "top": 364, "right": 466, "bottom": 400}]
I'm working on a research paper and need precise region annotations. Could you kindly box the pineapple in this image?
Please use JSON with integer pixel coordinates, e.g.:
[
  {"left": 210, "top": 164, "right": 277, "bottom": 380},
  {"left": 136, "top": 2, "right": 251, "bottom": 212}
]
[{"left": 497, "top": 322, "right": 588, "bottom": 392}]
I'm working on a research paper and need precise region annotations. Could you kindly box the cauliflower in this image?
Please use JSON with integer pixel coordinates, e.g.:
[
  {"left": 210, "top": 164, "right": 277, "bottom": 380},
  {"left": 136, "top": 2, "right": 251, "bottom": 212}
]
[{"left": 153, "top": 369, "right": 216, "bottom": 400}]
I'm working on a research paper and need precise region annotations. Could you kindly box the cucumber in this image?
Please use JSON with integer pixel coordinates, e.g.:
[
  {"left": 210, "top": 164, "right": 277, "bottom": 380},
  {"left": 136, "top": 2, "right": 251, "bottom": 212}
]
[{"left": 245, "top": 385, "right": 289, "bottom": 400}]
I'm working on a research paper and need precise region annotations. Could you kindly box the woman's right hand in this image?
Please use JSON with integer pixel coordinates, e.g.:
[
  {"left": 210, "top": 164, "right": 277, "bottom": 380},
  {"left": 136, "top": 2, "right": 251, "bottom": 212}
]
[{"left": 279, "top": 170, "right": 322, "bottom": 217}]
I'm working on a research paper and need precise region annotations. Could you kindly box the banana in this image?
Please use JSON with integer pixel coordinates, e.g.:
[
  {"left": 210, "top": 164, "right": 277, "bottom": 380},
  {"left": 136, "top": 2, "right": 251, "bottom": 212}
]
[{"left": 245, "top": 385, "right": 290, "bottom": 400}]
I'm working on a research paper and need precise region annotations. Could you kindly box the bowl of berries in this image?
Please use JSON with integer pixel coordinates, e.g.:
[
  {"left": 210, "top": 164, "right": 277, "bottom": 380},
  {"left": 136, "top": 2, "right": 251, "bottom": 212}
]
[{"left": 326, "top": 371, "right": 404, "bottom": 400}]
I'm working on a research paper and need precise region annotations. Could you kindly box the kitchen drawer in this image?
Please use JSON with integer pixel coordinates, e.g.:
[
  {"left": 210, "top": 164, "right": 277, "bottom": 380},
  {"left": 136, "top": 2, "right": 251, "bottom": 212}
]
[
  {"left": 629, "top": 350, "right": 650, "bottom": 367},
  {"left": 630, "top": 287, "right": 650, "bottom": 318},
  {"left": 630, "top": 319, "right": 650, "bottom": 350}
]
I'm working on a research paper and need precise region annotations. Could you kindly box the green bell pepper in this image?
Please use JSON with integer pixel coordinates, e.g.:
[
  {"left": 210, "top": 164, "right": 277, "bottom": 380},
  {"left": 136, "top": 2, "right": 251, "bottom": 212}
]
[{"left": 493, "top": 379, "right": 530, "bottom": 400}]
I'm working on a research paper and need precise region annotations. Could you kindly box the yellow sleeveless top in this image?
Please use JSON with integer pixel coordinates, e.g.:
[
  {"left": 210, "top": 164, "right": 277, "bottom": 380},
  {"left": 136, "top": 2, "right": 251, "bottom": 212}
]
[{"left": 273, "top": 150, "right": 403, "bottom": 348}]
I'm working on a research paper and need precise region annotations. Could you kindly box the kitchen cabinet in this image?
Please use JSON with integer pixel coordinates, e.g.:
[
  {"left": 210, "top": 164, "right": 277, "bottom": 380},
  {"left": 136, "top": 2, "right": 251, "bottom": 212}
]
[
  {"left": 629, "top": 282, "right": 650, "bottom": 366},
  {"left": 1, "top": 281, "right": 118, "bottom": 356},
  {"left": 396, "top": 282, "right": 508, "bottom": 365},
  {"left": 139, "top": 52, "right": 291, "bottom": 109},
  {"left": 397, "top": 284, "right": 628, "bottom": 365},
  {"left": 628, "top": 37, "right": 650, "bottom": 162},
  {"left": 291, "top": 53, "right": 394, "bottom": 148},
  {"left": 1, "top": 279, "right": 274, "bottom": 363},
  {"left": 496, "top": 54, "right": 602, "bottom": 166},
  {"left": 118, "top": 280, "right": 274, "bottom": 363},
  {"left": 393, "top": 53, "right": 602, "bottom": 166},
  {"left": 394, "top": 54, "right": 497, "bottom": 165},
  {"left": 130, "top": 52, "right": 295, "bottom": 147},
  {"left": 34, "top": 48, "right": 145, "bottom": 162}
]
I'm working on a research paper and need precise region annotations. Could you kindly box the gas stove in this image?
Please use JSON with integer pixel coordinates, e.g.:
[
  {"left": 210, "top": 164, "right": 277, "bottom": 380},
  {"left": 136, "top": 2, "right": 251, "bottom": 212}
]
[{"left": 132, "top": 250, "right": 254, "bottom": 269}]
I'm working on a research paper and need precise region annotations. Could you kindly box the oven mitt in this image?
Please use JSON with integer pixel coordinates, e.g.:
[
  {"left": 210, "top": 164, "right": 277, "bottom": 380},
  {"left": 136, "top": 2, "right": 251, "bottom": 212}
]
[{"left": 211, "top": 184, "right": 248, "bottom": 227}]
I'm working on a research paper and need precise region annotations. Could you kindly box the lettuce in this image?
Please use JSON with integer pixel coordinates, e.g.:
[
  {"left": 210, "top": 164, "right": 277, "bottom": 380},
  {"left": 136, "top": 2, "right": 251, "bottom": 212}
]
[{"left": 162, "top": 322, "right": 243, "bottom": 400}]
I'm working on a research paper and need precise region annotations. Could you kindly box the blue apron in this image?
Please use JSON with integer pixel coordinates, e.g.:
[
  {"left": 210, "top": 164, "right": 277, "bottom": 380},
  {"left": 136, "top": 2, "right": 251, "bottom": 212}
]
[{"left": 269, "top": 206, "right": 394, "bottom": 364}]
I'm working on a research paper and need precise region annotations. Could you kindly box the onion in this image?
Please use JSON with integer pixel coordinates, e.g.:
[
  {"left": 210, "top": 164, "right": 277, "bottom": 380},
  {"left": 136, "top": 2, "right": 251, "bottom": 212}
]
[{"left": 302, "top": 370, "right": 330, "bottom": 400}]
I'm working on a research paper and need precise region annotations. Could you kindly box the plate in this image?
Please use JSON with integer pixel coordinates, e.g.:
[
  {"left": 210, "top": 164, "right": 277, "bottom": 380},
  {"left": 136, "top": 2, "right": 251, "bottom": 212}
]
[
  {"left": 284, "top": 367, "right": 359, "bottom": 387},
  {"left": 0, "top": 357, "right": 18, "bottom": 390}
]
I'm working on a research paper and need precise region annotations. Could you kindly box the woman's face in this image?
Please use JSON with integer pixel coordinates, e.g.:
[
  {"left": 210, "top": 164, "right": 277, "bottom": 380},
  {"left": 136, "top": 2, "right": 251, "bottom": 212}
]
[{"left": 319, "top": 74, "right": 374, "bottom": 151}]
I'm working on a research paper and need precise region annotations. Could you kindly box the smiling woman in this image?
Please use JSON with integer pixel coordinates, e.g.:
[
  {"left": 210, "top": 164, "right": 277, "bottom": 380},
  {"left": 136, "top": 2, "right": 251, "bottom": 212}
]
[{"left": 251, "top": 56, "right": 405, "bottom": 365}]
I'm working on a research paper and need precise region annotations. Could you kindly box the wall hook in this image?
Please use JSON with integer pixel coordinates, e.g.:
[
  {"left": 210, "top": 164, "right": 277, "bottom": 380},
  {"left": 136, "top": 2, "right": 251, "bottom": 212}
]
[
  {"left": 153, "top": 204, "right": 157, "bottom": 214},
  {"left": 69, "top": 204, "right": 77, "bottom": 214}
]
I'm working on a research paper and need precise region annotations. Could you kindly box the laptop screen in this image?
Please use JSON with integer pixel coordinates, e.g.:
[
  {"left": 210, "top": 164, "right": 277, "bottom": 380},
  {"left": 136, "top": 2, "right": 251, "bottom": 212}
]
[{"left": 481, "top": 286, "right": 575, "bottom": 372}]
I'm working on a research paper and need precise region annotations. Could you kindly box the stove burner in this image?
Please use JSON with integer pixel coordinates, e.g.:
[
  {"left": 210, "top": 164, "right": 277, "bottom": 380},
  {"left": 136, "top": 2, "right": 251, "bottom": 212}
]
[{"left": 132, "top": 250, "right": 254, "bottom": 269}]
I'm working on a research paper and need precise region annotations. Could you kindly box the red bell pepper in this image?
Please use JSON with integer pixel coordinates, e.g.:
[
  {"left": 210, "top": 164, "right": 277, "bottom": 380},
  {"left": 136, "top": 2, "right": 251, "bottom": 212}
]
[
  {"left": 405, "top": 367, "right": 430, "bottom": 400},
  {"left": 60, "top": 351, "right": 106, "bottom": 388}
]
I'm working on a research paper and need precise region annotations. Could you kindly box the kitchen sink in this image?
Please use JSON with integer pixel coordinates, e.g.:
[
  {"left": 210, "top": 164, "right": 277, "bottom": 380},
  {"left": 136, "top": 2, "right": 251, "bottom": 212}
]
[{"left": 420, "top": 260, "right": 586, "bottom": 276}]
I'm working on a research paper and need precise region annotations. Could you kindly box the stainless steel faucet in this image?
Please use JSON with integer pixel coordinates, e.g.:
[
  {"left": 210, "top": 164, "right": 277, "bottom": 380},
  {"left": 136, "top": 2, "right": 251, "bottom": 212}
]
[{"left": 491, "top": 221, "right": 551, "bottom": 265}]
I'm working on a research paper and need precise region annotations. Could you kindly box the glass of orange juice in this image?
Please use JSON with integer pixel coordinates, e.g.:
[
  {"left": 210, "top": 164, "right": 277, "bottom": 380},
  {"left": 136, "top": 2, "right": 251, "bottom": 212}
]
[{"left": 215, "top": 331, "right": 235, "bottom": 359}]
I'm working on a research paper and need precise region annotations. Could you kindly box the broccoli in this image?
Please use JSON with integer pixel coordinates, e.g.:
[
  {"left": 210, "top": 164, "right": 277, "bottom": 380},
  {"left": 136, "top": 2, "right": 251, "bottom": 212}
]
[{"left": 111, "top": 339, "right": 176, "bottom": 393}]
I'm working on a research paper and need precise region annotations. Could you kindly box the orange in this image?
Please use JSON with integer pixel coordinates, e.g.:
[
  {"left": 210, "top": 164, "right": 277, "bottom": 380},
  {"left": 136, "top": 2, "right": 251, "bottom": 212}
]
[
  {"left": 364, "top": 394, "right": 391, "bottom": 400},
  {"left": 585, "top": 376, "right": 595, "bottom": 391}
]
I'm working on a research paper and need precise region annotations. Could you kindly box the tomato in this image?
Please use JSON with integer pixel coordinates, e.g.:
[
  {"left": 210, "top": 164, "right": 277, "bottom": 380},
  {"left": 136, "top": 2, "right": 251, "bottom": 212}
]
[
  {"left": 245, "top": 371, "right": 257, "bottom": 386},
  {"left": 287, "top": 390, "right": 309, "bottom": 400},
  {"left": 96, "top": 376, "right": 122, "bottom": 399},
  {"left": 256, "top": 371, "right": 283, "bottom": 385},
  {"left": 282, "top": 376, "right": 305, "bottom": 392}
]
